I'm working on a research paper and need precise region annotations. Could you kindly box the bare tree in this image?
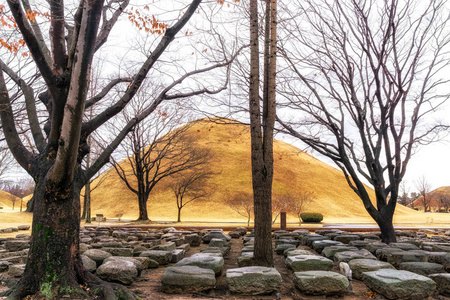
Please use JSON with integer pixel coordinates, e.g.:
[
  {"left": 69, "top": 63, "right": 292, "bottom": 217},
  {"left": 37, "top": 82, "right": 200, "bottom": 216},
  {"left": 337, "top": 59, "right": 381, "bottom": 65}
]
[
  {"left": 170, "top": 166, "right": 215, "bottom": 222},
  {"left": 228, "top": 192, "right": 254, "bottom": 227},
  {"left": 112, "top": 110, "right": 211, "bottom": 221},
  {"left": 437, "top": 194, "right": 450, "bottom": 212},
  {"left": 249, "top": 0, "right": 277, "bottom": 267},
  {"left": 277, "top": 0, "right": 450, "bottom": 243},
  {"left": 271, "top": 193, "right": 289, "bottom": 224},
  {"left": 0, "top": 1, "right": 237, "bottom": 298},
  {"left": 415, "top": 176, "right": 432, "bottom": 212},
  {"left": 284, "top": 191, "right": 315, "bottom": 224}
]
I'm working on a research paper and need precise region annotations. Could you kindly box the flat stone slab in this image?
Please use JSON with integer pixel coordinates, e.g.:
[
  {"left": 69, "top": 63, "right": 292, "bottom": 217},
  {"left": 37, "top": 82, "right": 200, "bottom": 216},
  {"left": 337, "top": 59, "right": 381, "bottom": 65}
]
[
  {"left": 175, "top": 254, "right": 224, "bottom": 276},
  {"left": 363, "top": 269, "right": 436, "bottom": 300},
  {"left": 390, "top": 242, "right": 420, "bottom": 251},
  {"left": 83, "top": 249, "right": 112, "bottom": 267},
  {"left": 8, "top": 264, "right": 25, "bottom": 277},
  {"left": 286, "top": 255, "right": 333, "bottom": 272},
  {"left": 429, "top": 273, "right": 450, "bottom": 296},
  {"left": 293, "top": 271, "right": 349, "bottom": 296},
  {"left": 399, "top": 262, "right": 445, "bottom": 276},
  {"left": 275, "top": 243, "right": 296, "bottom": 255},
  {"left": 238, "top": 252, "right": 253, "bottom": 267},
  {"left": 334, "top": 249, "right": 376, "bottom": 263},
  {"left": 96, "top": 259, "right": 138, "bottom": 285},
  {"left": 161, "top": 266, "right": 216, "bottom": 293},
  {"left": 322, "top": 245, "right": 358, "bottom": 259},
  {"left": 202, "top": 231, "right": 231, "bottom": 243},
  {"left": 334, "top": 234, "right": 361, "bottom": 244},
  {"left": 285, "top": 249, "right": 314, "bottom": 257},
  {"left": 311, "top": 240, "right": 343, "bottom": 253},
  {"left": 139, "top": 250, "right": 172, "bottom": 265},
  {"left": 226, "top": 266, "right": 281, "bottom": 295},
  {"left": 348, "top": 259, "right": 395, "bottom": 280}
]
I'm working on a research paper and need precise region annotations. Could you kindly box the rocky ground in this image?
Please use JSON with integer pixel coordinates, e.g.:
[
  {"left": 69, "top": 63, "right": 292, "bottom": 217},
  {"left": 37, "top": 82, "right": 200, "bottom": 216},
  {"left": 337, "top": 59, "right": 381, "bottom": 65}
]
[{"left": 1, "top": 226, "right": 450, "bottom": 299}]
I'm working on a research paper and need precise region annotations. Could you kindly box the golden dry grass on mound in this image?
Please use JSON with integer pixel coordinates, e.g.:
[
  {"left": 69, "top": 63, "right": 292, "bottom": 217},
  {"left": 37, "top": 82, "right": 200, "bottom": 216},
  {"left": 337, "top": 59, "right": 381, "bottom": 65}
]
[
  {"left": 87, "top": 118, "right": 431, "bottom": 224},
  {"left": 412, "top": 186, "right": 450, "bottom": 211}
]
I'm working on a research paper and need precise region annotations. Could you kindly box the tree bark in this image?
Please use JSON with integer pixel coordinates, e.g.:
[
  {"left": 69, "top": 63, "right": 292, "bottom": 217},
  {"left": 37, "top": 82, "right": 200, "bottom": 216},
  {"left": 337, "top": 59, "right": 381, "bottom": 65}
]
[
  {"left": 249, "top": 0, "right": 277, "bottom": 267},
  {"left": 8, "top": 170, "right": 86, "bottom": 299},
  {"left": 137, "top": 193, "right": 149, "bottom": 221}
]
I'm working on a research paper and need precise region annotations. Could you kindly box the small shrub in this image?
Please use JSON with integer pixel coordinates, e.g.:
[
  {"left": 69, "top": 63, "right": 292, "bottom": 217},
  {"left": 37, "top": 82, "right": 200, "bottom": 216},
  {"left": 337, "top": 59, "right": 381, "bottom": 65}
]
[{"left": 300, "top": 212, "right": 323, "bottom": 223}]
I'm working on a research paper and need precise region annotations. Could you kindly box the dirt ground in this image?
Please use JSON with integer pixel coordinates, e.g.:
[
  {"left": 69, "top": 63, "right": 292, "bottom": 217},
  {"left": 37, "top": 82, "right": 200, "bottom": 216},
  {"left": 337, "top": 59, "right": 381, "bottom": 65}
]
[{"left": 126, "top": 237, "right": 410, "bottom": 300}]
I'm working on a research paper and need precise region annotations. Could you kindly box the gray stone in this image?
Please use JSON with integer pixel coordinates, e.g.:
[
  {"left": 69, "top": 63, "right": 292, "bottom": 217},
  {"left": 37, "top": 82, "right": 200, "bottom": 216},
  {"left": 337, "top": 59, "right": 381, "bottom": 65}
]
[
  {"left": 334, "top": 234, "right": 360, "bottom": 244},
  {"left": 84, "top": 249, "right": 112, "bottom": 267},
  {"left": 311, "top": 240, "right": 343, "bottom": 253},
  {"left": 285, "top": 249, "right": 314, "bottom": 257},
  {"left": 175, "top": 254, "right": 224, "bottom": 275},
  {"left": 200, "top": 247, "right": 227, "bottom": 256},
  {"left": 0, "top": 261, "right": 10, "bottom": 272},
  {"left": 286, "top": 255, "right": 333, "bottom": 272},
  {"left": 161, "top": 266, "right": 216, "bottom": 293},
  {"left": 4, "top": 240, "right": 29, "bottom": 252},
  {"left": 81, "top": 255, "right": 97, "bottom": 272},
  {"left": 386, "top": 250, "right": 428, "bottom": 267},
  {"left": 96, "top": 258, "right": 138, "bottom": 285},
  {"left": 209, "top": 238, "right": 228, "bottom": 248},
  {"left": 184, "top": 234, "right": 202, "bottom": 247},
  {"left": 334, "top": 249, "right": 376, "bottom": 263},
  {"left": 139, "top": 250, "right": 172, "bottom": 265},
  {"left": 322, "top": 245, "right": 358, "bottom": 259},
  {"left": 348, "top": 259, "right": 395, "bottom": 280},
  {"left": 362, "top": 269, "right": 436, "bottom": 300},
  {"left": 238, "top": 252, "right": 253, "bottom": 267},
  {"left": 241, "top": 246, "right": 254, "bottom": 253},
  {"left": 132, "top": 256, "right": 152, "bottom": 269},
  {"left": 17, "top": 225, "right": 30, "bottom": 231},
  {"left": 103, "top": 256, "right": 143, "bottom": 276},
  {"left": 365, "top": 242, "right": 388, "bottom": 255},
  {"left": 8, "top": 264, "right": 25, "bottom": 277},
  {"left": 177, "top": 243, "right": 190, "bottom": 252},
  {"left": 102, "top": 247, "right": 133, "bottom": 257},
  {"left": 390, "top": 242, "right": 420, "bottom": 251},
  {"left": 293, "top": 271, "right": 349, "bottom": 296},
  {"left": 399, "top": 262, "right": 445, "bottom": 276},
  {"left": 275, "top": 243, "right": 296, "bottom": 255},
  {"left": 202, "top": 231, "right": 231, "bottom": 243},
  {"left": 153, "top": 241, "right": 176, "bottom": 252},
  {"left": 429, "top": 273, "right": 450, "bottom": 296},
  {"left": 226, "top": 266, "right": 281, "bottom": 295},
  {"left": 171, "top": 249, "right": 185, "bottom": 263}
]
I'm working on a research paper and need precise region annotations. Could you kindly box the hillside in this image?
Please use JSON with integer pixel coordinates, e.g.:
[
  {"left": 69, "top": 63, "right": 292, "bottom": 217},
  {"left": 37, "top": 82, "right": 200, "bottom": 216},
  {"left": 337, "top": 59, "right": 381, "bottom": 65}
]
[
  {"left": 88, "top": 118, "right": 423, "bottom": 223},
  {"left": 0, "top": 190, "right": 21, "bottom": 210},
  {"left": 412, "top": 186, "right": 450, "bottom": 212}
]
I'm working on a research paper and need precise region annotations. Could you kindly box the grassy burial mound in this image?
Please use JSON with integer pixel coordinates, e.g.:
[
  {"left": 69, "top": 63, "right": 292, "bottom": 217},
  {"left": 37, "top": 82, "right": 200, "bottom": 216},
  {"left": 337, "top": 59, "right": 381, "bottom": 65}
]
[
  {"left": 412, "top": 186, "right": 450, "bottom": 212},
  {"left": 0, "top": 190, "right": 21, "bottom": 210},
  {"left": 88, "top": 118, "right": 421, "bottom": 224}
]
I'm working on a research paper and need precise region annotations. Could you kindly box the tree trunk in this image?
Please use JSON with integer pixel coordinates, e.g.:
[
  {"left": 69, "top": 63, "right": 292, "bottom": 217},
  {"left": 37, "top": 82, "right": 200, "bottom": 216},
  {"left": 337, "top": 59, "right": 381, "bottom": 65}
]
[
  {"left": 85, "top": 181, "right": 92, "bottom": 223},
  {"left": 8, "top": 173, "right": 86, "bottom": 299},
  {"left": 177, "top": 207, "right": 181, "bottom": 222},
  {"left": 26, "top": 194, "right": 34, "bottom": 212},
  {"left": 6, "top": 172, "right": 137, "bottom": 299},
  {"left": 137, "top": 194, "right": 149, "bottom": 221},
  {"left": 377, "top": 216, "right": 397, "bottom": 243}
]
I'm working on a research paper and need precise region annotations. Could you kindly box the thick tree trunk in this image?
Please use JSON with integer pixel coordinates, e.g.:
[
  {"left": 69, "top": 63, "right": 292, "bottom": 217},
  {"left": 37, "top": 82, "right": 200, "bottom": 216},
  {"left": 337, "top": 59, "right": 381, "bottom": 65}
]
[
  {"left": 377, "top": 210, "right": 397, "bottom": 243},
  {"left": 8, "top": 173, "right": 86, "bottom": 299},
  {"left": 137, "top": 194, "right": 149, "bottom": 221},
  {"left": 6, "top": 173, "right": 137, "bottom": 299},
  {"left": 177, "top": 207, "right": 181, "bottom": 222}
]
